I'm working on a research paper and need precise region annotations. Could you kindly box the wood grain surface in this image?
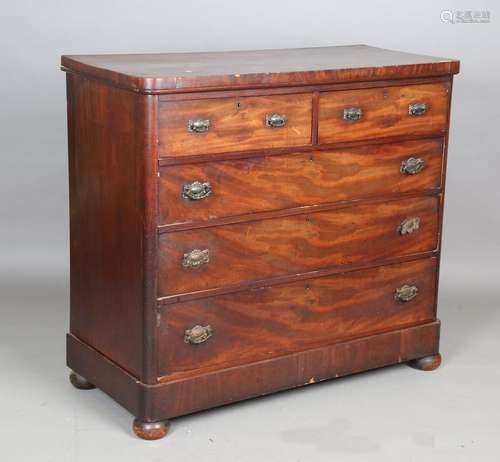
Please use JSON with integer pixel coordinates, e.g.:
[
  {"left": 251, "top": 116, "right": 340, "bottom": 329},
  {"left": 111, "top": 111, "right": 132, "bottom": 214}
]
[
  {"left": 159, "top": 139, "right": 443, "bottom": 226},
  {"left": 158, "top": 196, "right": 439, "bottom": 296},
  {"left": 318, "top": 82, "right": 450, "bottom": 143},
  {"left": 158, "top": 258, "right": 437, "bottom": 376},
  {"left": 62, "top": 47, "right": 459, "bottom": 432},
  {"left": 66, "top": 75, "right": 156, "bottom": 378},
  {"left": 158, "top": 93, "right": 312, "bottom": 156},
  {"left": 67, "top": 321, "right": 441, "bottom": 420},
  {"left": 61, "top": 45, "right": 459, "bottom": 93}
]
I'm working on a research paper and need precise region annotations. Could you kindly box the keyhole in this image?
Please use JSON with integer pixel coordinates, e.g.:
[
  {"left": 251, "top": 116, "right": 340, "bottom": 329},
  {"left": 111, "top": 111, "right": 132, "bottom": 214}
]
[{"left": 236, "top": 101, "right": 241, "bottom": 109}]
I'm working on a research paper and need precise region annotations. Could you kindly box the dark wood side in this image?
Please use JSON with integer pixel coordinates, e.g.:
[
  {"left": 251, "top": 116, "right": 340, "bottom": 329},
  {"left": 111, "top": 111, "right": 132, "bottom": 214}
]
[
  {"left": 67, "top": 321, "right": 440, "bottom": 421},
  {"left": 67, "top": 334, "right": 143, "bottom": 416},
  {"left": 159, "top": 138, "right": 443, "bottom": 226},
  {"left": 318, "top": 82, "right": 450, "bottom": 144},
  {"left": 66, "top": 74, "right": 158, "bottom": 380},
  {"left": 158, "top": 196, "right": 439, "bottom": 297},
  {"left": 158, "top": 93, "right": 312, "bottom": 156},
  {"left": 158, "top": 258, "right": 437, "bottom": 377},
  {"left": 61, "top": 45, "right": 459, "bottom": 93}
]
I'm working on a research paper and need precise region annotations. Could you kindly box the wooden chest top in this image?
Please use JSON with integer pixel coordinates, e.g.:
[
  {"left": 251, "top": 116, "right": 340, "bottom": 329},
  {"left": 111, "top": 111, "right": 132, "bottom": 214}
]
[{"left": 61, "top": 45, "right": 459, "bottom": 93}]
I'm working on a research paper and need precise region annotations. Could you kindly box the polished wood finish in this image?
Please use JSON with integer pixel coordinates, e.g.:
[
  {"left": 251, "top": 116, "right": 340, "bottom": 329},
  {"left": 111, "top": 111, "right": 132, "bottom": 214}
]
[
  {"left": 318, "top": 82, "right": 450, "bottom": 144},
  {"left": 159, "top": 139, "right": 443, "bottom": 226},
  {"left": 159, "top": 258, "right": 437, "bottom": 377},
  {"left": 67, "top": 321, "right": 441, "bottom": 420},
  {"left": 66, "top": 74, "right": 157, "bottom": 379},
  {"left": 132, "top": 419, "right": 170, "bottom": 440},
  {"left": 61, "top": 45, "right": 459, "bottom": 93},
  {"left": 408, "top": 353, "right": 442, "bottom": 371},
  {"left": 62, "top": 46, "right": 458, "bottom": 439},
  {"left": 158, "top": 93, "right": 312, "bottom": 156},
  {"left": 158, "top": 196, "right": 439, "bottom": 296}
]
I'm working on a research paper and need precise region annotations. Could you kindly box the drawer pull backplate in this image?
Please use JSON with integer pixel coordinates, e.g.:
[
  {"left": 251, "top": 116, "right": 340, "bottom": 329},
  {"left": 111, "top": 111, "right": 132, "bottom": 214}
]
[
  {"left": 409, "top": 103, "right": 427, "bottom": 116},
  {"left": 183, "top": 181, "right": 212, "bottom": 200},
  {"left": 399, "top": 217, "right": 421, "bottom": 235},
  {"left": 265, "top": 113, "right": 288, "bottom": 128},
  {"left": 188, "top": 119, "right": 210, "bottom": 133},
  {"left": 343, "top": 107, "right": 363, "bottom": 121},
  {"left": 184, "top": 325, "right": 213, "bottom": 344},
  {"left": 182, "top": 249, "right": 209, "bottom": 268},
  {"left": 395, "top": 285, "right": 418, "bottom": 302},
  {"left": 401, "top": 157, "right": 425, "bottom": 175}
]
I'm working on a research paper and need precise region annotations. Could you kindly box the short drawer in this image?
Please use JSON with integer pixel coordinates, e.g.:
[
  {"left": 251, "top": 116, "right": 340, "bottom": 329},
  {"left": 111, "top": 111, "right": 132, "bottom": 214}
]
[
  {"left": 158, "top": 196, "right": 439, "bottom": 297},
  {"left": 318, "top": 82, "right": 450, "bottom": 144},
  {"left": 158, "top": 93, "right": 313, "bottom": 157},
  {"left": 158, "top": 258, "right": 437, "bottom": 377},
  {"left": 159, "top": 139, "right": 443, "bottom": 226}
]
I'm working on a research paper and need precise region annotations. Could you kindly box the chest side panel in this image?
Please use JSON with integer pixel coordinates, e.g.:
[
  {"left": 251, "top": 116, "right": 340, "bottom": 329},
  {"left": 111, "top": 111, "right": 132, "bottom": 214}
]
[{"left": 66, "top": 74, "right": 156, "bottom": 379}]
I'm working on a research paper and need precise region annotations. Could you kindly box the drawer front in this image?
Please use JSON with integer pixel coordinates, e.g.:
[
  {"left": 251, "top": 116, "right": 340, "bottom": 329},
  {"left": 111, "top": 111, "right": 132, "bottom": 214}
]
[
  {"left": 158, "top": 258, "right": 437, "bottom": 377},
  {"left": 318, "top": 82, "right": 450, "bottom": 144},
  {"left": 159, "top": 93, "right": 313, "bottom": 157},
  {"left": 158, "top": 196, "right": 439, "bottom": 297},
  {"left": 159, "top": 139, "right": 443, "bottom": 226}
]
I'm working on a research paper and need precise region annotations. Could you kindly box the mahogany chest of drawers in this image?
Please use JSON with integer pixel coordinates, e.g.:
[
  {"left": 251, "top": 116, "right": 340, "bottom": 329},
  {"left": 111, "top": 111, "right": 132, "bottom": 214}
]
[{"left": 62, "top": 46, "right": 459, "bottom": 439}]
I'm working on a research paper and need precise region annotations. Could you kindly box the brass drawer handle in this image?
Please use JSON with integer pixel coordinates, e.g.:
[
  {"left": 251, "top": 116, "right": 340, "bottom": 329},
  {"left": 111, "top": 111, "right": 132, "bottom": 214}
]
[
  {"left": 409, "top": 103, "right": 427, "bottom": 116},
  {"left": 188, "top": 119, "right": 210, "bottom": 133},
  {"left": 399, "top": 217, "right": 421, "bottom": 235},
  {"left": 182, "top": 249, "right": 209, "bottom": 268},
  {"left": 395, "top": 285, "right": 418, "bottom": 302},
  {"left": 401, "top": 157, "right": 425, "bottom": 175},
  {"left": 343, "top": 107, "right": 362, "bottom": 121},
  {"left": 184, "top": 324, "right": 213, "bottom": 344},
  {"left": 183, "top": 181, "right": 212, "bottom": 200},
  {"left": 265, "top": 113, "right": 287, "bottom": 128}
]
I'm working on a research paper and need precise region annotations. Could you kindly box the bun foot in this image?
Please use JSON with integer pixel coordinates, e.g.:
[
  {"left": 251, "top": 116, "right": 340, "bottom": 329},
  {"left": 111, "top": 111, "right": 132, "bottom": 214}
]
[
  {"left": 408, "top": 353, "right": 442, "bottom": 371},
  {"left": 69, "top": 372, "right": 96, "bottom": 389},
  {"left": 133, "top": 419, "right": 170, "bottom": 440}
]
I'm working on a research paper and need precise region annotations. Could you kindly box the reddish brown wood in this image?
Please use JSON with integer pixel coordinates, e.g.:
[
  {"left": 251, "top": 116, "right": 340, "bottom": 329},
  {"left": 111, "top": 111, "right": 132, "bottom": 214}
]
[
  {"left": 61, "top": 45, "right": 459, "bottom": 94},
  {"left": 159, "top": 139, "right": 443, "bottom": 226},
  {"left": 158, "top": 196, "right": 439, "bottom": 297},
  {"left": 157, "top": 76, "right": 451, "bottom": 102},
  {"left": 66, "top": 334, "right": 144, "bottom": 418},
  {"left": 62, "top": 46, "right": 458, "bottom": 439},
  {"left": 318, "top": 82, "right": 450, "bottom": 144},
  {"left": 158, "top": 258, "right": 437, "bottom": 377},
  {"left": 132, "top": 419, "right": 170, "bottom": 440},
  {"left": 153, "top": 321, "right": 441, "bottom": 418},
  {"left": 158, "top": 133, "right": 446, "bottom": 167},
  {"left": 158, "top": 93, "right": 312, "bottom": 156},
  {"left": 66, "top": 74, "right": 157, "bottom": 380},
  {"left": 408, "top": 353, "right": 442, "bottom": 370},
  {"left": 67, "top": 321, "right": 440, "bottom": 420},
  {"left": 158, "top": 252, "right": 439, "bottom": 305}
]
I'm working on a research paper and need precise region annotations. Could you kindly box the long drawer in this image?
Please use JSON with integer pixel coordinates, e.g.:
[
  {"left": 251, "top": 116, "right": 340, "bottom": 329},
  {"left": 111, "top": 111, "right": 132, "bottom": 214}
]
[
  {"left": 318, "top": 82, "right": 450, "bottom": 144},
  {"left": 158, "top": 258, "right": 437, "bottom": 377},
  {"left": 159, "top": 139, "right": 443, "bottom": 226},
  {"left": 158, "top": 196, "right": 439, "bottom": 297},
  {"left": 158, "top": 93, "right": 313, "bottom": 157}
]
